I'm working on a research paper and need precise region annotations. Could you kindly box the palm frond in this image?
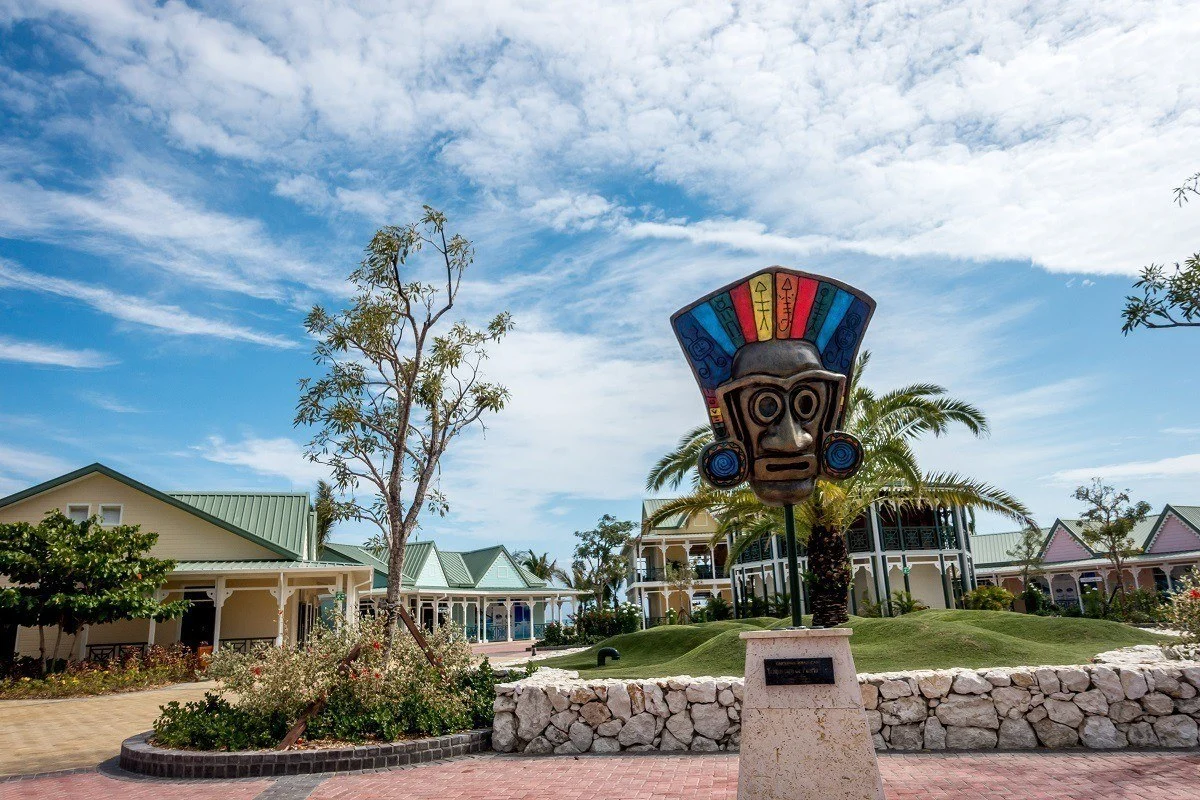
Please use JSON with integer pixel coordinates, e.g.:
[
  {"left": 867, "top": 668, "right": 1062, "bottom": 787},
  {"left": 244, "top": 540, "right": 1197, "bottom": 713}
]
[{"left": 645, "top": 425, "right": 713, "bottom": 491}]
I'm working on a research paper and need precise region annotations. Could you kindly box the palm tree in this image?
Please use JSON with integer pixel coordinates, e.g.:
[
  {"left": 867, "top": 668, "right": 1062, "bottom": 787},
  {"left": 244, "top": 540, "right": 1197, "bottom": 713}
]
[
  {"left": 645, "top": 352, "right": 1036, "bottom": 627},
  {"left": 519, "top": 549, "right": 570, "bottom": 584},
  {"left": 314, "top": 480, "right": 337, "bottom": 551}
]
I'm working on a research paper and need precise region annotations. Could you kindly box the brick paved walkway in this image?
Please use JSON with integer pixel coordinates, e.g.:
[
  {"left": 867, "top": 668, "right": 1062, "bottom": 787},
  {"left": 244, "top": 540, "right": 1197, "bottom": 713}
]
[
  {"left": 0, "top": 681, "right": 217, "bottom": 777},
  {"left": 5, "top": 751, "right": 1200, "bottom": 800}
]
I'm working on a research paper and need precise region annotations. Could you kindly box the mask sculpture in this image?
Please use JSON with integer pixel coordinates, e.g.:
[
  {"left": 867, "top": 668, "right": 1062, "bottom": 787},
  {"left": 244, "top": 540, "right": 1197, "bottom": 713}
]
[
  {"left": 673, "top": 268, "right": 876, "bottom": 628},
  {"left": 672, "top": 268, "right": 875, "bottom": 508}
]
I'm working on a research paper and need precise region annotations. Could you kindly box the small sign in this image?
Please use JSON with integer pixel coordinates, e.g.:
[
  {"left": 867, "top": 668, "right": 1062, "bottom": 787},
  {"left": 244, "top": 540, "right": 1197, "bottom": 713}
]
[
  {"left": 764, "top": 657, "right": 835, "bottom": 686},
  {"left": 902, "top": 566, "right": 911, "bottom": 575}
]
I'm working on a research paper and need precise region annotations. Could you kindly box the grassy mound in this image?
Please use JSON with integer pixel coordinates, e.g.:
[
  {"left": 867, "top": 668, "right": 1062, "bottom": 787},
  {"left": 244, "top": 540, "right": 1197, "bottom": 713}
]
[{"left": 537, "top": 611, "right": 1170, "bottom": 679}]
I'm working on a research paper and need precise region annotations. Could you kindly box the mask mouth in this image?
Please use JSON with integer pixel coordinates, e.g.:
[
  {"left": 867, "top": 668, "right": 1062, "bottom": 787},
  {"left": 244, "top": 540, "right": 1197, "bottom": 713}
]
[{"left": 757, "top": 456, "right": 816, "bottom": 477}]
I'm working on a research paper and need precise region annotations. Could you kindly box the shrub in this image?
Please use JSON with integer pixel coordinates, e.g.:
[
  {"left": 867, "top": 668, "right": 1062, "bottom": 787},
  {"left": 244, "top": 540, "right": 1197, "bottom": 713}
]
[
  {"left": 1169, "top": 574, "right": 1200, "bottom": 642},
  {"left": 1113, "top": 588, "right": 1167, "bottom": 625},
  {"left": 154, "top": 693, "right": 288, "bottom": 751},
  {"left": 963, "top": 585, "right": 1016, "bottom": 611},
  {"left": 887, "top": 591, "right": 929, "bottom": 616},
  {"left": 155, "top": 615, "right": 488, "bottom": 750},
  {"left": 0, "top": 644, "right": 203, "bottom": 699},
  {"left": 572, "top": 603, "right": 640, "bottom": 639},
  {"left": 539, "top": 622, "right": 568, "bottom": 646},
  {"left": 1021, "top": 587, "right": 1046, "bottom": 614}
]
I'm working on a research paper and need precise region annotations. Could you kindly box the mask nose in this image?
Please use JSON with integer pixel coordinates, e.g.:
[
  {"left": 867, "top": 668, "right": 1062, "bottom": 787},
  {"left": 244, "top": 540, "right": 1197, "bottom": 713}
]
[{"left": 761, "top": 411, "right": 813, "bottom": 454}]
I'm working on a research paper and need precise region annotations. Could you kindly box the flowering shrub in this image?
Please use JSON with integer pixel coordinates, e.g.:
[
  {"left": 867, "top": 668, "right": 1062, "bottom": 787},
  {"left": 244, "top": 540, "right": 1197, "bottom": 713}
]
[
  {"left": 1169, "top": 573, "right": 1200, "bottom": 642},
  {"left": 0, "top": 644, "right": 204, "bottom": 699},
  {"left": 154, "top": 615, "right": 498, "bottom": 750}
]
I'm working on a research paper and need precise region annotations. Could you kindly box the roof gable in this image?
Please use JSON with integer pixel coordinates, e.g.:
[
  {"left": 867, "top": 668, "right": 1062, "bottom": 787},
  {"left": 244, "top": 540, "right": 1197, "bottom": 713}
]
[
  {"left": 477, "top": 549, "right": 528, "bottom": 588},
  {"left": 413, "top": 544, "right": 449, "bottom": 588},
  {"left": 1146, "top": 507, "right": 1200, "bottom": 554},
  {"left": 1040, "top": 521, "right": 1093, "bottom": 563},
  {"left": 0, "top": 464, "right": 299, "bottom": 560}
]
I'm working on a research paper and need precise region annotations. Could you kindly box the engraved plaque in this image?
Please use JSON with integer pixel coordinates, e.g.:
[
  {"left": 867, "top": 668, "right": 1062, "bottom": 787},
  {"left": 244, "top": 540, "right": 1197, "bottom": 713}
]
[{"left": 763, "top": 656, "right": 835, "bottom": 686}]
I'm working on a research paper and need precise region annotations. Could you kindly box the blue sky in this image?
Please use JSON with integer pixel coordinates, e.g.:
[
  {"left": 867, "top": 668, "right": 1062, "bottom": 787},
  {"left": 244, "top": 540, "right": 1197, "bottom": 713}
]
[{"left": 1, "top": 1, "right": 1198, "bottom": 569}]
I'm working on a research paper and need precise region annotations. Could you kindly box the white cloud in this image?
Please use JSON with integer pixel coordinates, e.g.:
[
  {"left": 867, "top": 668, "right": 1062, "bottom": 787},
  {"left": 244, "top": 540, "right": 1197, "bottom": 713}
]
[
  {"left": 433, "top": 318, "right": 702, "bottom": 542},
  {"left": 0, "top": 260, "right": 297, "bottom": 348},
  {"left": 0, "top": 336, "right": 116, "bottom": 368},
  {"left": 11, "top": 0, "right": 1199, "bottom": 275},
  {"left": 196, "top": 436, "right": 330, "bottom": 488},
  {"left": 1051, "top": 454, "right": 1200, "bottom": 484},
  {"left": 0, "top": 175, "right": 337, "bottom": 301},
  {"left": 78, "top": 391, "right": 143, "bottom": 413},
  {"left": 0, "top": 444, "right": 72, "bottom": 481}
]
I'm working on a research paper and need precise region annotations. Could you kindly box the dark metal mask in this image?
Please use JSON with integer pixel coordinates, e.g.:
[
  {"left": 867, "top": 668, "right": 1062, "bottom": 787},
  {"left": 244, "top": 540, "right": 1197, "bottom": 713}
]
[{"left": 672, "top": 268, "right": 875, "bottom": 506}]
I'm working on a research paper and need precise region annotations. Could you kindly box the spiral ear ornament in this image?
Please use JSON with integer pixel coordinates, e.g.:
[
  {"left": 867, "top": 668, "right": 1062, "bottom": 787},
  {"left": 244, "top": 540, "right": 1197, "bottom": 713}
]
[
  {"left": 699, "top": 441, "right": 748, "bottom": 489},
  {"left": 821, "top": 431, "right": 863, "bottom": 481}
]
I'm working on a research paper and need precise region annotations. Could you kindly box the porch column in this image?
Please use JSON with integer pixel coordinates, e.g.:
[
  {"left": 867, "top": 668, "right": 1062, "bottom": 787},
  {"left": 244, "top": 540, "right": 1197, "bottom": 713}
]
[
  {"left": 212, "top": 578, "right": 226, "bottom": 652},
  {"left": 505, "top": 600, "right": 513, "bottom": 642},
  {"left": 527, "top": 597, "right": 536, "bottom": 640},
  {"left": 275, "top": 572, "right": 287, "bottom": 647},
  {"left": 938, "top": 554, "right": 952, "bottom": 609},
  {"left": 1071, "top": 573, "right": 1084, "bottom": 610},
  {"left": 333, "top": 574, "right": 344, "bottom": 631},
  {"left": 346, "top": 577, "right": 359, "bottom": 629},
  {"left": 709, "top": 545, "right": 716, "bottom": 579},
  {"left": 478, "top": 597, "right": 485, "bottom": 642}
]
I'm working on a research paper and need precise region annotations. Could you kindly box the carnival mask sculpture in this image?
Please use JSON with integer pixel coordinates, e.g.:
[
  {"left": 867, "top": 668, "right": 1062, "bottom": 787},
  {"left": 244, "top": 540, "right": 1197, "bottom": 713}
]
[{"left": 672, "top": 268, "right": 875, "bottom": 507}]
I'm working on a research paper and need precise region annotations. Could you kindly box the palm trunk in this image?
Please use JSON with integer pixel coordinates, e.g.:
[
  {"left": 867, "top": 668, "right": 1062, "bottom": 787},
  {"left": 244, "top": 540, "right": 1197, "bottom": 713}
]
[{"left": 807, "top": 524, "right": 851, "bottom": 628}]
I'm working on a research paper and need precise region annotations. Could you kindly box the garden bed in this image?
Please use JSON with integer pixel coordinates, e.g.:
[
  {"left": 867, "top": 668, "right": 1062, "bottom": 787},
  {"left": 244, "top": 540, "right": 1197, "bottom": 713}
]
[{"left": 120, "top": 729, "right": 491, "bottom": 778}]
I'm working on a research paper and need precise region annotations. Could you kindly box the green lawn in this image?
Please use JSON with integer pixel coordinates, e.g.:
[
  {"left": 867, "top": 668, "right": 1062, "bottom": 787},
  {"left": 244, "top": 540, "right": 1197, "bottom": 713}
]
[{"left": 537, "top": 611, "right": 1171, "bottom": 678}]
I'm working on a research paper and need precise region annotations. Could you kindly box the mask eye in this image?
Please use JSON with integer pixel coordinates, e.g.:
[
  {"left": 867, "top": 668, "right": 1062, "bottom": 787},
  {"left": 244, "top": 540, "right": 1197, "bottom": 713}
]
[
  {"left": 793, "top": 387, "right": 820, "bottom": 422},
  {"left": 749, "top": 389, "right": 785, "bottom": 425}
]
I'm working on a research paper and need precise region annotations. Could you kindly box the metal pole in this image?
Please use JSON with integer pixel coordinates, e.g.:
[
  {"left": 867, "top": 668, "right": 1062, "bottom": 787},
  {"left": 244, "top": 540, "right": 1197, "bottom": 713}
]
[{"left": 785, "top": 504, "right": 804, "bottom": 627}]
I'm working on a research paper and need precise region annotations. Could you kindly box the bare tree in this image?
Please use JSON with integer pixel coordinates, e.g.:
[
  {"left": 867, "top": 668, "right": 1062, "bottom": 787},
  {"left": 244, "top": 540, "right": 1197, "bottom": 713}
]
[{"left": 296, "top": 207, "right": 513, "bottom": 656}]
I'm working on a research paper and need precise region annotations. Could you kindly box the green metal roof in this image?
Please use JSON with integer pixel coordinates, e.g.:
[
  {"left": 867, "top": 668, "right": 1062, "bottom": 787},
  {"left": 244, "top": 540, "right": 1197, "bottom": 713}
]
[
  {"left": 400, "top": 540, "right": 436, "bottom": 584},
  {"left": 321, "top": 543, "right": 389, "bottom": 589},
  {"left": 322, "top": 541, "right": 549, "bottom": 591},
  {"left": 437, "top": 551, "right": 475, "bottom": 587},
  {"left": 642, "top": 498, "right": 689, "bottom": 530},
  {"left": 969, "top": 529, "right": 1034, "bottom": 567},
  {"left": 0, "top": 463, "right": 301, "bottom": 560},
  {"left": 173, "top": 559, "right": 362, "bottom": 572},
  {"left": 169, "top": 492, "right": 312, "bottom": 561},
  {"left": 460, "top": 546, "right": 504, "bottom": 583},
  {"left": 1175, "top": 506, "right": 1200, "bottom": 530}
]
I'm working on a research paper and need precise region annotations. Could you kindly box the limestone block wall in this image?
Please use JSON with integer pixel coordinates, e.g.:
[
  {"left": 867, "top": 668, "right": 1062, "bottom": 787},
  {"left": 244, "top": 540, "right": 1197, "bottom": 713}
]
[{"left": 493, "top": 663, "right": 1200, "bottom": 754}]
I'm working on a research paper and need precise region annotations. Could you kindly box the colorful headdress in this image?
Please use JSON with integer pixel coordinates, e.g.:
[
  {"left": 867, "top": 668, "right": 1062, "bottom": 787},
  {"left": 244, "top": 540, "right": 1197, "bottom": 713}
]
[{"left": 671, "top": 267, "right": 876, "bottom": 441}]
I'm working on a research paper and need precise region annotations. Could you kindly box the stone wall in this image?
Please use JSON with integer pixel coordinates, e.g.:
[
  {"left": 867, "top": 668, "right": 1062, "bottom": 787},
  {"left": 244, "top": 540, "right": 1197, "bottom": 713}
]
[{"left": 492, "top": 663, "right": 1200, "bottom": 754}]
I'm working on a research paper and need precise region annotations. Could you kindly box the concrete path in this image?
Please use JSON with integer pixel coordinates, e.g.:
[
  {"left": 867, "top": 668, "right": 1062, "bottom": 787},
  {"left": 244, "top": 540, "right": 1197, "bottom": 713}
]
[
  {"left": 6, "top": 751, "right": 1200, "bottom": 799},
  {"left": 0, "top": 680, "right": 217, "bottom": 778}
]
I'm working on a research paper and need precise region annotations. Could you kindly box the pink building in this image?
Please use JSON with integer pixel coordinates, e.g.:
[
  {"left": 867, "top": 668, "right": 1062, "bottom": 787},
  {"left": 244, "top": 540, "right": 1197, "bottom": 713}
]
[{"left": 971, "top": 505, "right": 1200, "bottom": 608}]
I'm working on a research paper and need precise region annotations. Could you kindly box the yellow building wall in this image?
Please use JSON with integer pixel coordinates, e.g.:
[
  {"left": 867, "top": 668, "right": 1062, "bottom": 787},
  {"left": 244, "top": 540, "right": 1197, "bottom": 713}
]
[
  {"left": 220, "top": 589, "right": 284, "bottom": 640},
  {"left": 0, "top": 473, "right": 281, "bottom": 561}
]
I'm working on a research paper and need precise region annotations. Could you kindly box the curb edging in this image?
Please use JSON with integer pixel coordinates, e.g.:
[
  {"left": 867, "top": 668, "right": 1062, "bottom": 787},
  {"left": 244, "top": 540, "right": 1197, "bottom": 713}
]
[{"left": 119, "top": 729, "right": 492, "bottom": 779}]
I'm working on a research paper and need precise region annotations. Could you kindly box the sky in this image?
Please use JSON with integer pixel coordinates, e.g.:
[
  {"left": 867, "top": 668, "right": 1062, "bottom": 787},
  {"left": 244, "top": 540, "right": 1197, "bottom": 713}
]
[{"left": 0, "top": 0, "right": 1198, "bottom": 570}]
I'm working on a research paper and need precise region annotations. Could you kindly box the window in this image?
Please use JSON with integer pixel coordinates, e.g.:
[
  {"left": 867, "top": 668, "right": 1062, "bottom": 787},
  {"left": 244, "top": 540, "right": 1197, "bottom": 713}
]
[
  {"left": 100, "top": 505, "right": 122, "bottom": 525},
  {"left": 66, "top": 504, "right": 89, "bottom": 523}
]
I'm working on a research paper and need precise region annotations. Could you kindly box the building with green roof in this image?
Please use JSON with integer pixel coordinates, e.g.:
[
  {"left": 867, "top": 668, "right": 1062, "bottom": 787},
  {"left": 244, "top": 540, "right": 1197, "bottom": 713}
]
[
  {"left": 1, "top": 464, "right": 574, "bottom": 661},
  {"left": 970, "top": 506, "right": 1200, "bottom": 609},
  {"left": 321, "top": 540, "right": 577, "bottom": 642}
]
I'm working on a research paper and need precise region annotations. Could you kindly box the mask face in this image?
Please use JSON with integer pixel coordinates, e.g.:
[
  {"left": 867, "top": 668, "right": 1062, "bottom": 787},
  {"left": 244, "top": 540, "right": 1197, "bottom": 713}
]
[
  {"left": 716, "top": 356, "right": 845, "bottom": 506},
  {"left": 672, "top": 268, "right": 874, "bottom": 506}
]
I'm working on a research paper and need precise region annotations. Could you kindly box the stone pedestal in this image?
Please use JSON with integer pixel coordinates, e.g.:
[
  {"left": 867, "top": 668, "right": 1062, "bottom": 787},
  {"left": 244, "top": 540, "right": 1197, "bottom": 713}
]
[{"left": 738, "top": 628, "right": 884, "bottom": 800}]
